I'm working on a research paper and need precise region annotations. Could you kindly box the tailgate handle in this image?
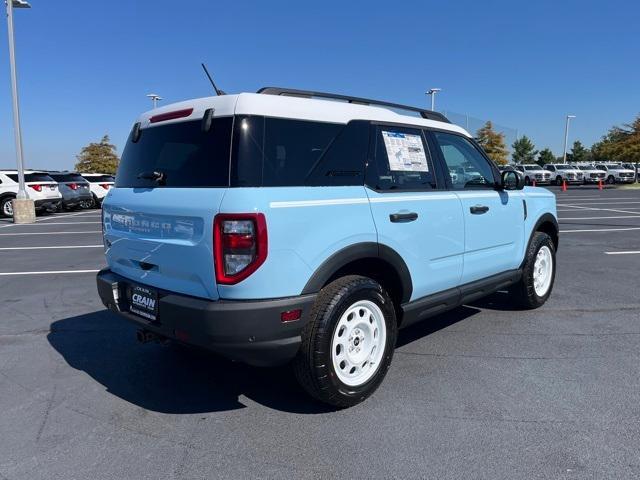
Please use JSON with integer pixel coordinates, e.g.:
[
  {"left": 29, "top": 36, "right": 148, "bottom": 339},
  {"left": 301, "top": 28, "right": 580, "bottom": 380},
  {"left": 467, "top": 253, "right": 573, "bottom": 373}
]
[
  {"left": 470, "top": 205, "right": 489, "bottom": 215},
  {"left": 390, "top": 212, "right": 418, "bottom": 223}
]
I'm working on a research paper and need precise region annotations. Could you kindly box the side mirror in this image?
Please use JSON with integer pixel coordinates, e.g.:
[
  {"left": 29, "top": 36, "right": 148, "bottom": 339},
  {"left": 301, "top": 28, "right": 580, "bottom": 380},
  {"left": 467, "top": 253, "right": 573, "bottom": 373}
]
[{"left": 500, "top": 170, "right": 525, "bottom": 190}]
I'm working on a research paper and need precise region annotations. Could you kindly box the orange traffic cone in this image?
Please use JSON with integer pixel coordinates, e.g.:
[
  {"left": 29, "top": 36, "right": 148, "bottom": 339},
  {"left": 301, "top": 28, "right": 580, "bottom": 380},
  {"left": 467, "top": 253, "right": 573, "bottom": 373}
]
[
  {"left": 598, "top": 179, "right": 603, "bottom": 190},
  {"left": 562, "top": 180, "right": 567, "bottom": 192}
]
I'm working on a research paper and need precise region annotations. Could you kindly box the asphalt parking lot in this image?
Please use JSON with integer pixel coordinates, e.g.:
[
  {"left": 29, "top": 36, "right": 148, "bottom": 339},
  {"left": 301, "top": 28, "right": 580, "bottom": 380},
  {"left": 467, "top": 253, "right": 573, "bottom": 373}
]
[{"left": 1, "top": 186, "right": 639, "bottom": 480}]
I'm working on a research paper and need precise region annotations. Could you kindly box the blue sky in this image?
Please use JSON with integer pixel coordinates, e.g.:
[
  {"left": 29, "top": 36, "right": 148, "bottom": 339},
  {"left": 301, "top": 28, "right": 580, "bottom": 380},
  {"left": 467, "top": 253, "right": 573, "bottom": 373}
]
[{"left": 1, "top": 0, "right": 638, "bottom": 170}]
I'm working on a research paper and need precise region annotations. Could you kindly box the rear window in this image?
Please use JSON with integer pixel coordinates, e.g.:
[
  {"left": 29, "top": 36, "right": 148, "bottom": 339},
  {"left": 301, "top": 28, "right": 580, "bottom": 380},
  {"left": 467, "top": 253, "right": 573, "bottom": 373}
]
[
  {"left": 6, "top": 173, "right": 55, "bottom": 183},
  {"left": 116, "top": 117, "right": 233, "bottom": 188},
  {"left": 84, "top": 175, "right": 115, "bottom": 183},
  {"left": 50, "top": 173, "right": 87, "bottom": 182}
]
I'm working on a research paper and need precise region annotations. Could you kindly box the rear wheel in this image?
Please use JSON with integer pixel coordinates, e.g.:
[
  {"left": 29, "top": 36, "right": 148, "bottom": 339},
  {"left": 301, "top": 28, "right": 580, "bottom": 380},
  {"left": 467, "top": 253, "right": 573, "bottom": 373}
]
[
  {"left": 1, "top": 197, "right": 14, "bottom": 218},
  {"left": 293, "top": 275, "right": 397, "bottom": 408},
  {"left": 510, "top": 232, "right": 556, "bottom": 309}
]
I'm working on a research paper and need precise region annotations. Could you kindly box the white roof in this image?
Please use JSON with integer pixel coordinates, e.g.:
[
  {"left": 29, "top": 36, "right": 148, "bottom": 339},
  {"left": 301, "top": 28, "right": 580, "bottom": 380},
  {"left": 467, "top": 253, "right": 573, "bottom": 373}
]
[{"left": 137, "top": 92, "right": 470, "bottom": 136}]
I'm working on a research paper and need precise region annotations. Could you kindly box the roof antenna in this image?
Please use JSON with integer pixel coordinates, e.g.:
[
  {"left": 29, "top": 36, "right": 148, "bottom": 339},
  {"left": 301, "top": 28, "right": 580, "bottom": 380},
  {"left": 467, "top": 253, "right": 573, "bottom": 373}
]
[{"left": 201, "top": 63, "right": 225, "bottom": 96}]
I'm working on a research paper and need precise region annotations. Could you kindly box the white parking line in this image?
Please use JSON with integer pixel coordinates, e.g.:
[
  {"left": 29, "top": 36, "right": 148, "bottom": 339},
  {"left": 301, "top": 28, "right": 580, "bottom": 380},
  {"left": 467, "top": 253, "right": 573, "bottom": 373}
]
[
  {"left": 558, "top": 215, "right": 640, "bottom": 220},
  {"left": 560, "top": 227, "right": 640, "bottom": 233},
  {"left": 557, "top": 204, "right": 640, "bottom": 215},
  {"left": 0, "top": 269, "right": 100, "bottom": 276},
  {"left": 0, "top": 231, "right": 101, "bottom": 236},
  {"left": 558, "top": 201, "right": 640, "bottom": 206},
  {"left": 604, "top": 251, "right": 640, "bottom": 255},
  {"left": 5, "top": 221, "right": 102, "bottom": 226},
  {"left": 0, "top": 245, "right": 102, "bottom": 251}
]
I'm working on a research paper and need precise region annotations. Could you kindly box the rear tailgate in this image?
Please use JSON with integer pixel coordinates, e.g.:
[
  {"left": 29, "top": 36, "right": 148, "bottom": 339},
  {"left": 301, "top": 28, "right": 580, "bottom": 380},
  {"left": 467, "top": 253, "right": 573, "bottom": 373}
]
[
  {"left": 103, "top": 189, "right": 225, "bottom": 300},
  {"left": 102, "top": 112, "right": 234, "bottom": 301}
]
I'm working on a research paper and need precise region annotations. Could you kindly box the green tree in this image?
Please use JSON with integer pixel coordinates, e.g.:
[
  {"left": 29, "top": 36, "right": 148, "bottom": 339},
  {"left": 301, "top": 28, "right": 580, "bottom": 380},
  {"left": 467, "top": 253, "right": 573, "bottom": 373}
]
[
  {"left": 476, "top": 121, "right": 508, "bottom": 165},
  {"left": 511, "top": 135, "right": 538, "bottom": 164},
  {"left": 537, "top": 148, "right": 556, "bottom": 166},
  {"left": 567, "top": 140, "right": 590, "bottom": 163},
  {"left": 74, "top": 135, "right": 119, "bottom": 174},
  {"left": 592, "top": 115, "right": 640, "bottom": 163}
]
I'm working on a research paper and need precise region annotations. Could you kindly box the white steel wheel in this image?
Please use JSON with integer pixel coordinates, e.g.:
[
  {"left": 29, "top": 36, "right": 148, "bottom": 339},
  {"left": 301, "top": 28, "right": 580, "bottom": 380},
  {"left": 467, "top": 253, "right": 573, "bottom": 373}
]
[
  {"left": 533, "top": 245, "right": 553, "bottom": 297},
  {"left": 331, "top": 299, "right": 387, "bottom": 387}
]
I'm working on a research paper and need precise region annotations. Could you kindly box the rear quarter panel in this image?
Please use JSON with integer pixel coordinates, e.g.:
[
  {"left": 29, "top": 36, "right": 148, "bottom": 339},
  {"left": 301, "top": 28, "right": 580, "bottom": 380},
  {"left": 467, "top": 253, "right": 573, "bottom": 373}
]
[{"left": 218, "top": 186, "right": 376, "bottom": 299}]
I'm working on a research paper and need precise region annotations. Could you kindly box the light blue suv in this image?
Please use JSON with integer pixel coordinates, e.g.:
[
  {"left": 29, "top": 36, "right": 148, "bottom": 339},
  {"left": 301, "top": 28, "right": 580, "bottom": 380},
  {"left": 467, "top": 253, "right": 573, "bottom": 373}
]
[{"left": 97, "top": 88, "right": 558, "bottom": 407}]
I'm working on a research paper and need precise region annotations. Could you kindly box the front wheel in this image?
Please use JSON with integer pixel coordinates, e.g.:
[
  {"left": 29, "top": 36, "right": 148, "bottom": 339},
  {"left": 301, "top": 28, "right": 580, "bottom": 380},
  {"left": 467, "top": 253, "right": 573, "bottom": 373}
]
[
  {"left": 293, "top": 275, "right": 397, "bottom": 408},
  {"left": 606, "top": 175, "right": 615, "bottom": 185},
  {"left": 510, "top": 232, "right": 556, "bottom": 309},
  {"left": 555, "top": 176, "right": 563, "bottom": 186}
]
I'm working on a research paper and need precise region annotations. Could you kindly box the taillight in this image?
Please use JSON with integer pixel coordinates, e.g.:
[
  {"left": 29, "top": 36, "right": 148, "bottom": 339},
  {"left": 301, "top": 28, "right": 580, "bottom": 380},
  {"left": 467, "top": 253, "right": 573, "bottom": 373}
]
[
  {"left": 68, "top": 183, "right": 78, "bottom": 190},
  {"left": 29, "top": 184, "right": 42, "bottom": 192},
  {"left": 100, "top": 183, "right": 111, "bottom": 190},
  {"left": 214, "top": 213, "right": 267, "bottom": 285}
]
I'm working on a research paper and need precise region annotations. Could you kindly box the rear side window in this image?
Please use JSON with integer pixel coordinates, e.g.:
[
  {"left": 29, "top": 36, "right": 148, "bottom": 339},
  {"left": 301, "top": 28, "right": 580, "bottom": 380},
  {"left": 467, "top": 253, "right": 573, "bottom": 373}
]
[
  {"left": 231, "top": 117, "right": 366, "bottom": 187},
  {"left": 116, "top": 118, "right": 233, "bottom": 188},
  {"left": 366, "top": 126, "right": 436, "bottom": 191},
  {"left": 6, "top": 173, "right": 55, "bottom": 183}
]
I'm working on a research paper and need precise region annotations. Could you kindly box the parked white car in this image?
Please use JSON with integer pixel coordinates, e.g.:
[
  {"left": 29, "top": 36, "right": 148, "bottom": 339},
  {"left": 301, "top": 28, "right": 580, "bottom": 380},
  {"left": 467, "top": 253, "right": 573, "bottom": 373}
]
[
  {"left": 595, "top": 163, "right": 636, "bottom": 184},
  {"left": 574, "top": 164, "right": 606, "bottom": 184},
  {"left": 513, "top": 164, "right": 552, "bottom": 185},
  {"left": 81, "top": 173, "right": 115, "bottom": 207},
  {"left": 0, "top": 170, "right": 62, "bottom": 217},
  {"left": 543, "top": 163, "right": 584, "bottom": 185}
]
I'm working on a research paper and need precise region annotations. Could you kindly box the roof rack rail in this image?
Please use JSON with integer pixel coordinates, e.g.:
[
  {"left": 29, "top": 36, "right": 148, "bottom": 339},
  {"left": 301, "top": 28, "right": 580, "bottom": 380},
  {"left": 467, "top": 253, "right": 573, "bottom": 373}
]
[{"left": 257, "top": 87, "right": 451, "bottom": 123}]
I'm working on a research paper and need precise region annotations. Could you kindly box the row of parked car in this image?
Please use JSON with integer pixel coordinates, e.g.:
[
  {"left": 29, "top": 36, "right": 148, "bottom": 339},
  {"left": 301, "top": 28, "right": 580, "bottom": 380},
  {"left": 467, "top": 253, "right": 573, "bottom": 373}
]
[
  {"left": 0, "top": 170, "right": 114, "bottom": 217},
  {"left": 500, "top": 162, "right": 638, "bottom": 186}
]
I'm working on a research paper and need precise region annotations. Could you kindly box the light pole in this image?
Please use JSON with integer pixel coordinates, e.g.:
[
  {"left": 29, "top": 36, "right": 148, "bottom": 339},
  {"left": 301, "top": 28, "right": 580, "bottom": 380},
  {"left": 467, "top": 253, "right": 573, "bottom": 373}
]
[
  {"left": 146, "top": 93, "right": 162, "bottom": 109},
  {"left": 6, "top": 0, "right": 34, "bottom": 223},
  {"left": 562, "top": 115, "right": 576, "bottom": 163},
  {"left": 426, "top": 88, "right": 441, "bottom": 111}
]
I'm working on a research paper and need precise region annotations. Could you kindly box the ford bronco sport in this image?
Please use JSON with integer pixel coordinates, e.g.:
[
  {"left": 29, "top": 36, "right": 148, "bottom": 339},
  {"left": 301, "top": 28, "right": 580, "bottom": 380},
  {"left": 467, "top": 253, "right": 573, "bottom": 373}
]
[{"left": 97, "top": 88, "right": 558, "bottom": 407}]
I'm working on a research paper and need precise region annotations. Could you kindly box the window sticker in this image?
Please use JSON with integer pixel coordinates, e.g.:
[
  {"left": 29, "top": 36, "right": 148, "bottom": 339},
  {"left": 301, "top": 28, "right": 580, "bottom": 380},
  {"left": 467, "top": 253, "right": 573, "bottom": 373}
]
[{"left": 382, "top": 131, "right": 429, "bottom": 172}]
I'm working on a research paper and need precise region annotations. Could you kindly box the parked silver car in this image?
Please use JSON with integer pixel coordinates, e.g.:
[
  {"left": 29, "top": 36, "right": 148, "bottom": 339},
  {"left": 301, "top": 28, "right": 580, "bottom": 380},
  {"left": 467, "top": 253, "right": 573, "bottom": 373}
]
[{"left": 48, "top": 172, "right": 93, "bottom": 210}]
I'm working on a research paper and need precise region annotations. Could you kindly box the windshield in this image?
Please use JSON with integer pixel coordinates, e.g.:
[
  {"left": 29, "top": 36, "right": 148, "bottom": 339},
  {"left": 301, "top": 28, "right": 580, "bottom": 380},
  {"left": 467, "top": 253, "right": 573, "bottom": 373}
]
[
  {"left": 523, "top": 165, "right": 539, "bottom": 170},
  {"left": 555, "top": 164, "right": 571, "bottom": 169},
  {"left": 116, "top": 118, "right": 233, "bottom": 188}
]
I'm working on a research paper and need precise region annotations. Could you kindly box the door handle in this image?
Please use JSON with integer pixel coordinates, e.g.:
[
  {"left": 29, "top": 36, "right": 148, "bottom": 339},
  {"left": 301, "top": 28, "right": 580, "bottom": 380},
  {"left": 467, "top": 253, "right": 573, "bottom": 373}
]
[
  {"left": 389, "top": 212, "right": 418, "bottom": 223},
  {"left": 469, "top": 205, "right": 489, "bottom": 215}
]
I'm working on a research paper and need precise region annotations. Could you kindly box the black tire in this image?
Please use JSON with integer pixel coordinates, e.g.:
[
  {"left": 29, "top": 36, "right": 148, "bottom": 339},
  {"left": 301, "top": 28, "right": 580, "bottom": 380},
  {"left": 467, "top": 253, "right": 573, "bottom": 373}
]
[
  {"left": 555, "top": 176, "right": 563, "bottom": 186},
  {"left": 293, "top": 275, "right": 397, "bottom": 408},
  {"left": 524, "top": 176, "right": 531, "bottom": 186},
  {"left": 606, "top": 175, "right": 615, "bottom": 185},
  {"left": 510, "top": 232, "right": 556, "bottom": 309},
  {"left": 0, "top": 196, "right": 15, "bottom": 218}
]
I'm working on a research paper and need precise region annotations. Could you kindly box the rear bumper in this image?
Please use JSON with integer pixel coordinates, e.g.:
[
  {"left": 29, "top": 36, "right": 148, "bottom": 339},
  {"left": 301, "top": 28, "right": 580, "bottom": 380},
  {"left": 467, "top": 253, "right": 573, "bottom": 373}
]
[
  {"left": 96, "top": 269, "right": 316, "bottom": 367},
  {"left": 34, "top": 199, "right": 61, "bottom": 211}
]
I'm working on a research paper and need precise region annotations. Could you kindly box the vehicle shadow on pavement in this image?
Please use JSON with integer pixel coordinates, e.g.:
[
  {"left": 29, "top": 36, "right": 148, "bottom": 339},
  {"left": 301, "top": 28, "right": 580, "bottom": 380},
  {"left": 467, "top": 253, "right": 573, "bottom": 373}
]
[
  {"left": 47, "top": 310, "right": 336, "bottom": 415},
  {"left": 396, "top": 305, "right": 481, "bottom": 348}
]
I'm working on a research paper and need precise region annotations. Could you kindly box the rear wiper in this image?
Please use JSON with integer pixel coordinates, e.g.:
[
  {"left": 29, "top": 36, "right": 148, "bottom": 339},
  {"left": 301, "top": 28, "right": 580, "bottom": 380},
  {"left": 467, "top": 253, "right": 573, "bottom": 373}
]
[{"left": 137, "top": 171, "right": 166, "bottom": 185}]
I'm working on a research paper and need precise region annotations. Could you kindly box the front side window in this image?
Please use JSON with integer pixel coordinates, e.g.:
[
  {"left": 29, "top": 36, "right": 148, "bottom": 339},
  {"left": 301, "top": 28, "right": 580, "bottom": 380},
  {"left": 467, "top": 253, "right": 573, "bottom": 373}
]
[
  {"left": 433, "top": 132, "right": 495, "bottom": 189},
  {"left": 366, "top": 126, "right": 436, "bottom": 191}
]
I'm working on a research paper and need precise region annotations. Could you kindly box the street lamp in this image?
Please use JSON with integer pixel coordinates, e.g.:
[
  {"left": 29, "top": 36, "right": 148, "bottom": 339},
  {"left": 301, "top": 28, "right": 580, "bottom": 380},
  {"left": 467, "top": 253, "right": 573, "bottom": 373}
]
[
  {"left": 5, "top": 0, "right": 35, "bottom": 223},
  {"left": 562, "top": 115, "right": 576, "bottom": 163},
  {"left": 146, "top": 93, "right": 162, "bottom": 109},
  {"left": 426, "top": 88, "right": 441, "bottom": 111}
]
